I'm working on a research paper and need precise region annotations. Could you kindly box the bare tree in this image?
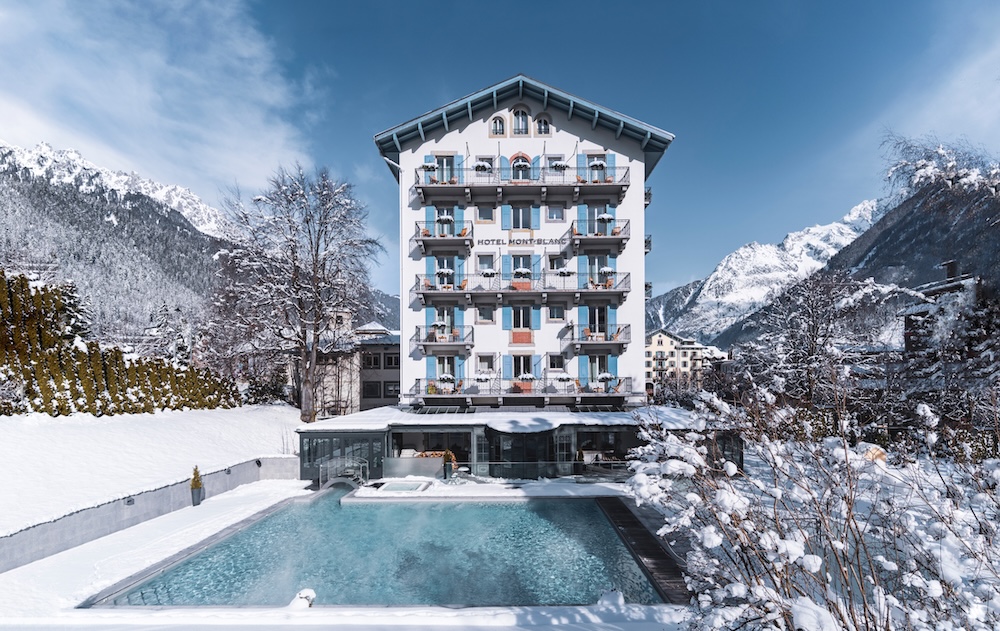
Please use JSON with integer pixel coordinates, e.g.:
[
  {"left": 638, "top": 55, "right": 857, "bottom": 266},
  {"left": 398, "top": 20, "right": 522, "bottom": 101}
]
[{"left": 212, "top": 165, "right": 383, "bottom": 422}]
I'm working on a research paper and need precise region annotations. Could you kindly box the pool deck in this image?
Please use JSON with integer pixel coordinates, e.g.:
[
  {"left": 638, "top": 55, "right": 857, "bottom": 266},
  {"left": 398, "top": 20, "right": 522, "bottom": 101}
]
[{"left": 595, "top": 497, "right": 690, "bottom": 605}]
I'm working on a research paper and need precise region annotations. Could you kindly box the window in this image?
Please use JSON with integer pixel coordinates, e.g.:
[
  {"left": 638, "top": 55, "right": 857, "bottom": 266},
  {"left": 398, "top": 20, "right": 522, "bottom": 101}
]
[
  {"left": 681, "top": 351, "right": 688, "bottom": 357},
  {"left": 362, "top": 381, "right": 381, "bottom": 398},
  {"left": 478, "top": 254, "right": 495, "bottom": 271},
  {"left": 491, "top": 117, "right": 505, "bottom": 136},
  {"left": 588, "top": 154, "right": 606, "bottom": 181},
  {"left": 362, "top": 353, "right": 381, "bottom": 369},
  {"left": 477, "top": 355, "right": 495, "bottom": 373},
  {"left": 548, "top": 354, "right": 564, "bottom": 370},
  {"left": 512, "top": 158, "right": 530, "bottom": 181},
  {"left": 477, "top": 205, "right": 494, "bottom": 222},
  {"left": 645, "top": 351, "right": 651, "bottom": 357},
  {"left": 512, "top": 254, "right": 532, "bottom": 271},
  {"left": 512, "top": 354, "right": 533, "bottom": 376},
  {"left": 436, "top": 155, "right": 455, "bottom": 182},
  {"left": 511, "top": 205, "right": 532, "bottom": 229},
  {"left": 535, "top": 115, "right": 551, "bottom": 135},
  {"left": 547, "top": 204, "right": 564, "bottom": 222},
  {"left": 477, "top": 306, "right": 495, "bottom": 323},
  {"left": 512, "top": 305, "right": 531, "bottom": 329},
  {"left": 670, "top": 350, "right": 676, "bottom": 357},
  {"left": 512, "top": 109, "right": 529, "bottom": 135},
  {"left": 655, "top": 351, "right": 665, "bottom": 358},
  {"left": 657, "top": 339, "right": 663, "bottom": 346},
  {"left": 645, "top": 361, "right": 652, "bottom": 368},
  {"left": 385, "top": 354, "right": 400, "bottom": 369},
  {"left": 548, "top": 255, "right": 566, "bottom": 270},
  {"left": 437, "top": 355, "right": 456, "bottom": 376},
  {"left": 335, "top": 315, "right": 344, "bottom": 327},
  {"left": 384, "top": 382, "right": 401, "bottom": 397},
  {"left": 548, "top": 305, "right": 565, "bottom": 321}
]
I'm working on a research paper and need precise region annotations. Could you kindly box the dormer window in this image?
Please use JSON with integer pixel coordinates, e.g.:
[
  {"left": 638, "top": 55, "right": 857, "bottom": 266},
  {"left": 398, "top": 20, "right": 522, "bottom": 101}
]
[
  {"left": 512, "top": 109, "right": 530, "bottom": 135},
  {"left": 535, "top": 114, "right": 551, "bottom": 136},
  {"left": 491, "top": 116, "right": 505, "bottom": 136}
]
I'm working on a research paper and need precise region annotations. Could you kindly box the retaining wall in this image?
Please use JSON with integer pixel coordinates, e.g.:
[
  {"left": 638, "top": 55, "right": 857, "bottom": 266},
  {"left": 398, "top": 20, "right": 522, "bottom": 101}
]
[{"left": 0, "top": 455, "right": 300, "bottom": 574}]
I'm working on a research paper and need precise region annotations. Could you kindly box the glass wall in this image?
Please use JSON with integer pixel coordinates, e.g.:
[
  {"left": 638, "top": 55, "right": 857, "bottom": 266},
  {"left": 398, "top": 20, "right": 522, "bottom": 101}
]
[{"left": 300, "top": 432, "right": 387, "bottom": 480}]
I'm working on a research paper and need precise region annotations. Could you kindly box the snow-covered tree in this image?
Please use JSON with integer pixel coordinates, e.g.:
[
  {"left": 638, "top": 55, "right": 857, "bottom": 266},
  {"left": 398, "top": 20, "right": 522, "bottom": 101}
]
[{"left": 210, "top": 165, "right": 383, "bottom": 422}]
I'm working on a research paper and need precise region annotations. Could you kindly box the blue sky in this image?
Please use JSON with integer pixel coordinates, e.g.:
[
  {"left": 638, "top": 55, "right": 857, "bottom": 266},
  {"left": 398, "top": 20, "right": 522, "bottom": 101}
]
[{"left": 3, "top": 1, "right": 1000, "bottom": 297}]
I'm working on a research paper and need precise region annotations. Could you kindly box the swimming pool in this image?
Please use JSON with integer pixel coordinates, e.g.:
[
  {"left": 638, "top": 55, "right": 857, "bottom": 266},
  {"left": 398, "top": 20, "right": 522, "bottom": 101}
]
[{"left": 100, "top": 490, "right": 662, "bottom": 607}]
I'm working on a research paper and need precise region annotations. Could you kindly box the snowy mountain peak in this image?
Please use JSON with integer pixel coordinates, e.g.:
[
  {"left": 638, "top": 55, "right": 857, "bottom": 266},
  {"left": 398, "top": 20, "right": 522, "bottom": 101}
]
[
  {"left": 0, "top": 139, "right": 231, "bottom": 239},
  {"left": 647, "top": 200, "right": 884, "bottom": 343}
]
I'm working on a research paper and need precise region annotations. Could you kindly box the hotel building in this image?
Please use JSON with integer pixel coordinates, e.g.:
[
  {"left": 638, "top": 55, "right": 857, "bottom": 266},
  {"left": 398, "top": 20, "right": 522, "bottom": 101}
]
[{"left": 374, "top": 75, "right": 673, "bottom": 410}]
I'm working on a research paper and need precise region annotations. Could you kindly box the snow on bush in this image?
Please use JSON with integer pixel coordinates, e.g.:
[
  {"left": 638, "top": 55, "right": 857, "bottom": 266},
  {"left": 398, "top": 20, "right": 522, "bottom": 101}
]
[{"left": 627, "top": 398, "right": 1000, "bottom": 630}]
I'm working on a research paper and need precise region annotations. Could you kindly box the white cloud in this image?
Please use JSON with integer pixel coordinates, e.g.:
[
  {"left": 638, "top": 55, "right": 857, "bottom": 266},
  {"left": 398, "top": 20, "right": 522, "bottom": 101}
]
[{"left": 0, "top": 0, "right": 310, "bottom": 207}]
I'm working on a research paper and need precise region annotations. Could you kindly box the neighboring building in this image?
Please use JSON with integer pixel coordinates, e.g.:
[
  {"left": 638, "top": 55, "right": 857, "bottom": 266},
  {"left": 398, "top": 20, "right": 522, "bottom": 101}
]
[
  {"left": 374, "top": 75, "right": 673, "bottom": 409},
  {"left": 902, "top": 261, "right": 983, "bottom": 355},
  {"left": 356, "top": 321, "right": 402, "bottom": 411},
  {"left": 289, "top": 318, "right": 402, "bottom": 418},
  {"left": 644, "top": 329, "right": 724, "bottom": 393}
]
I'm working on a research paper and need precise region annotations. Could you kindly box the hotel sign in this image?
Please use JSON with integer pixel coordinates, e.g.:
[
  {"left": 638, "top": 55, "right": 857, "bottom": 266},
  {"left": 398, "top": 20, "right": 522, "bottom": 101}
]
[{"left": 477, "top": 238, "right": 569, "bottom": 246}]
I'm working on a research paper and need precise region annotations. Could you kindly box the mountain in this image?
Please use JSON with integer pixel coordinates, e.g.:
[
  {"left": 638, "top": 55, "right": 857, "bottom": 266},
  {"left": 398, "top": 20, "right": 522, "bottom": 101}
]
[
  {"left": 646, "top": 200, "right": 883, "bottom": 343},
  {"left": 0, "top": 140, "right": 401, "bottom": 339},
  {"left": 0, "top": 140, "right": 232, "bottom": 238}
]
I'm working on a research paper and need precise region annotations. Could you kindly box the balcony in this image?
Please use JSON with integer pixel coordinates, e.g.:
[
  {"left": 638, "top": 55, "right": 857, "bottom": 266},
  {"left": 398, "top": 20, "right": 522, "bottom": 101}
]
[
  {"left": 645, "top": 282, "right": 653, "bottom": 300},
  {"left": 413, "top": 166, "right": 630, "bottom": 205},
  {"left": 410, "top": 377, "right": 633, "bottom": 404},
  {"left": 645, "top": 187, "right": 652, "bottom": 207},
  {"left": 412, "top": 221, "right": 473, "bottom": 254},
  {"left": 568, "top": 219, "right": 630, "bottom": 254},
  {"left": 645, "top": 234, "right": 652, "bottom": 254},
  {"left": 412, "top": 325, "right": 473, "bottom": 355},
  {"left": 411, "top": 273, "right": 501, "bottom": 305},
  {"left": 411, "top": 271, "right": 630, "bottom": 305},
  {"left": 563, "top": 324, "right": 630, "bottom": 354}
]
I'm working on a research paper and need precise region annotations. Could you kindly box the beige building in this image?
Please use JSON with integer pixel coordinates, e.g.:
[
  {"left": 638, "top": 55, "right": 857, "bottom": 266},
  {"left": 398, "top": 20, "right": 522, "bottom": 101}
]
[{"left": 644, "top": 329, "right": 724, "bottom": 392}]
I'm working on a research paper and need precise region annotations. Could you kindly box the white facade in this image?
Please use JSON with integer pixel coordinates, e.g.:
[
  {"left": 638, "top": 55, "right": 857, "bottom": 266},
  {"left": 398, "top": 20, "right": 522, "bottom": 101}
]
[{"left": 376, "top": 76, "right": 673, "bottom": 408}]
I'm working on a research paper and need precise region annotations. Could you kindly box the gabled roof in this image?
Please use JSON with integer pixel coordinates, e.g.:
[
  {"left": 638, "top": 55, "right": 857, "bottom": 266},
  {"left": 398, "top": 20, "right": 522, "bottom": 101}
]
[{"left": 374, "top": 74, "right": 674, "bottom": 181}]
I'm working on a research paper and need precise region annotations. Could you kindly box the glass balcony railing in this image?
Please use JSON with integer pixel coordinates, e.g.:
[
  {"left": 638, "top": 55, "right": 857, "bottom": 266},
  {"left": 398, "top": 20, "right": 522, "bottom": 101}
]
[
  {"left": 414, "top": 166, "right": 630, "bottom": 188},
  {"left": 411, "top": 377, "right": 633, "bottom": 397}
]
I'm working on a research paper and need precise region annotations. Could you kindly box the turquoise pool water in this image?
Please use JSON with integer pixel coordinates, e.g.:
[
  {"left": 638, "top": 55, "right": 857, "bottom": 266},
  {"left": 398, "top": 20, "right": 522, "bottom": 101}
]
[{"left": 109, "top": 491, "right": 662, "bottom": 607}]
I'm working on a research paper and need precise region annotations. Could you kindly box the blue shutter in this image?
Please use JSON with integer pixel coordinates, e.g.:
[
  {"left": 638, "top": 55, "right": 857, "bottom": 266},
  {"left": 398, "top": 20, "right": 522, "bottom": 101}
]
[
  {"left": 609, "top": 253, "right": 617, "bottom": 272},
  {"left": 424, "top": 155, "right": 435, "bottom": 184},
  {"left": 502, "top": 355, "right": 513, "bottom": 379},
  {"left": 426, "top": 307, "right": 435, "bottom": 328},
  {"left": 579, "top": 355, "right": 590, "bottom": 387},
  {"left": 531, "top": 305, "right": 541, "bottom": 330},
  {"left": 500, "top": 156, "right": 511, "bottom": 181},
  {"left": 455, "top": 307, "right": 464, "bottom": 328},
  {"left": 502, "top": 254, "right": 512, "bottom": 279},
  {"left": 532, "top": 355, "right": 542, "bottom": 379},
  {"left": 577, "top": 254, "right": 588, "bottom": 289},
  {"left": 609, "top": 355, "right": 618, "bottom": 377},
  {"left": 606, "top": 154, "right": 615, "bottom": 182},
  {"left": 578, "top": 305, "right": 590, "bottom": 327},
  {"left": 455, "top": 155, "right": 464, "bottom": 184},
  {"left": 531, "top": 254, "right": 541, "bottom": 280},
  {"left": 502, "top": 305, "right": 512, "bottom": 330},
  {"left": 501, "top": 204, "right": 512, "bottom": 230},
  {"left": 455, "top": 205, "right": 464, "bottom": 225},
  {"left": 608, "top": 305, "right": 617, "bottom": 329},
  {"left": 531, "top": 156, "right": 540, "bottom": 180},
  {"left": 456, "top": 256, "right": 466, "bottom": 283},
  {"left": 578, "top": 204, "right": 588, "bottom": 235},
  {"left": 456, "top": 356, "right": 465, "bottom": 381},
  {"left": 576, "top": 154, "right": 586, "bottom": 179},
  {"left": 531, "top": 205, "right": 540, "bottom": 230},
  {"left": 425, "top": 257, "right": 435, "bottom": 277},
  {"left": 426, "top": 356, "right": 437, "bottom": 379},
  {"left": 425, "top": 206, "right": 435, "bottom": 226},
  {"left": 608, "top": 203, "right": 616, "bottom": 219}
]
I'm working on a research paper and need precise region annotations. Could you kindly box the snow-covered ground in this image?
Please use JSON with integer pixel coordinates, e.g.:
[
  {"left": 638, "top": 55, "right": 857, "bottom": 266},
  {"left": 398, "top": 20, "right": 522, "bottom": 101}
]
[
  {"left": 0, "top": 404, "right": 302, "bottom": 536},
  {"left": 0, "top": 405, "right": 692, "bottom": 629}
]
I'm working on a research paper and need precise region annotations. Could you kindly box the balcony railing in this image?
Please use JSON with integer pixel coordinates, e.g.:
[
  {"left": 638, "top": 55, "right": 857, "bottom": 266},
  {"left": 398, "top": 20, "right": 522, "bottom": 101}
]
[
  {"left": 645, "top": 282, "right": 653, "bottom": 300},
  {"left": 563, "top": 324, "right": 631, "bottom": 353},
  {"left": 412, "top": 325, "right": 473, "bottom": 354},
  {"left": 411, "top": 377, "right": 633, "bottom": 398},
  {"left": 411, "top": 271, "right": 630, "bottom": 303},
  {"left": 569, "top": 219, "right": 630, "bottom": 254},
  {"left": 645, "top": 234, "right": 652, "bottom": 254},
  {"left": 414, "top": 166, "right": 630, "bottom": 204},
  {"left": 645, "top": 187, "right": 652, "bottom": 207},
  {"left": 412, "top": 221, "right": 473, "bottom": 253}
]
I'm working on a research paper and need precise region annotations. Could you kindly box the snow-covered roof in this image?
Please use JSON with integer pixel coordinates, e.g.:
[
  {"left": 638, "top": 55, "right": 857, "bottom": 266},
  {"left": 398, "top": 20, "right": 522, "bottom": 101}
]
[
  {"left": 296, "top": 405, "right": 698, "bottom": 434},
  {"left": 355, "top": 321, "right": 390, "bottom": 334},
  {"left": 374, "top": 74, "right": 674, "bottom": 180}
]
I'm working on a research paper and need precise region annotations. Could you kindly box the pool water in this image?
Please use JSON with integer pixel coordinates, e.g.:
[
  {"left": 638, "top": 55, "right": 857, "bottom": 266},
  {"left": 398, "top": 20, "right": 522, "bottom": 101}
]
[{"left": 109, "top": 491, "right": 662, "bottom": 607}]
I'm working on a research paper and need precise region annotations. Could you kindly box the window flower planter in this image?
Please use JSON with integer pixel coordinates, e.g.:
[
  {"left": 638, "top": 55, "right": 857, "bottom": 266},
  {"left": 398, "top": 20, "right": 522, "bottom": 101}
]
[
  {"left": 597, "top": 372, "right": 615, "bottom": 382},
  {"left": 599, "top": 266, "right": 615, "bottom": 274},
  {"left": 480, "top": 269, "right": 497, "bottom": 277},
  {"left": 436, "top": 215, "right": 454, "bottom": 223},
  {"left": 550, "top": 161, "right": 568, "bottom": 171},
  {"left": 589, "top": 160, "right": 606, "bottom": 169},
  {"left": 473, "top": 161, "right": 493, "bottom": 172},
  {"left": 422, "top": 164, "right": 438, "bottom": 171},
  {"left": 513, "top": 267, "right": 532, "bottom": 277}
]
